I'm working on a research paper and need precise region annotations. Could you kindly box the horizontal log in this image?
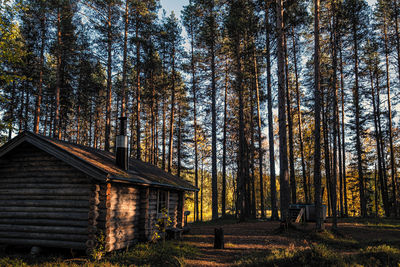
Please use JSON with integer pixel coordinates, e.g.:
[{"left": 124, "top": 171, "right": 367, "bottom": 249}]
[
  {"left": 88, "top": 210, "right": 99, "bottom": 220},
  {"left": 106, "top": 227, "right": 136, "bottom": 236},
  {"left": 85, "top": 239, "right": 96, "bottom": 248},
  {"left": 89, "top": 198, "right": 100, "bottom": 206},
  {"left": 105, "top": 239, "right": 136, "bottom": 252},
  {"left": 100, "top": 201, "right": 139, "bottom": 210},
  {"left": 0, "top": 231, "right": 88, "bottom": 242},
  {"left": 0, "top": 224, "right": 88, "bottom": 235},
  {"left": 99, "top": 194, "right": 140, "bottom": 202},
  {"left": 109, "top": 186, "right": 139, "bottom": 195},
  {"left": 105, "top": 234, "right": 136, "bottom": 244},
  {"left": 102, "top": 202, "right": 139, "bottom": 210},
  {"left": 0, "top": 177, "right": 89, "bottom": 184},
  {"left": 98, "top": 213, "right": 139, "bottom": 222},
  {"left": 88, "top": 225, "right": 97, "bottom": 234},
  {"left": 0, "top": 211, "right": 88, "bottom": 220},
  {"left": 0, "top": 238, "right": 86, "bottom": 250},
  {"left": 0, "top": 183, "right": 91, "bottom": 189},
  {"left": 105, "top": 219, "right": 139, "bottom": 228},
  {"left": 0, "top": 206, "right": 88, "bottom": 213},
  {"left": 0, "top": 195, "right": 89, "bottom": 201},
  {"left": 0, "top": 199, "right": 89, "bottom": 208},
  {"left": 0, "top": 218, "right": 88, "bottom": 227},
  {"left": 0, "top": 188, "right": 91, "bottom": 196}
]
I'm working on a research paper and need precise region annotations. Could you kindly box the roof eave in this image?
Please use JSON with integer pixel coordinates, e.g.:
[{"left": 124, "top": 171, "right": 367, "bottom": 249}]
[{"left": 108, "top": 176, "right": 199, "bottom": 192}]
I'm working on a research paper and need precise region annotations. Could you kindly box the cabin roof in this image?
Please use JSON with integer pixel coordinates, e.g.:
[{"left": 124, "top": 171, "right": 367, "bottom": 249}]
[{"left": 0, "top": 131, "right": 197, "bottom": 191}]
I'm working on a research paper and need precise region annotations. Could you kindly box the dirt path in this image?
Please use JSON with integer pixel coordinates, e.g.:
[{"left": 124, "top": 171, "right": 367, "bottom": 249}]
[
  {"left": 183, "top": 221, "right": 308, "bottom": 266},
  {"left": 182, "top": 219, "right": 400, "bottom": 267}
]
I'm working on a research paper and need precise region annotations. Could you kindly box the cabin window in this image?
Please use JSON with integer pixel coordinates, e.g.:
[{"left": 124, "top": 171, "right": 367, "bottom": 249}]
[{"left": 157, "top": 190, "right": 169, "bottom": 215}]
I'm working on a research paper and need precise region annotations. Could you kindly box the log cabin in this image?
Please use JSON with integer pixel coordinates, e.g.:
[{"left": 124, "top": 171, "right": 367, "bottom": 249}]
[{"left": 0, "top": 122, "right": 197, "bottom": 253}]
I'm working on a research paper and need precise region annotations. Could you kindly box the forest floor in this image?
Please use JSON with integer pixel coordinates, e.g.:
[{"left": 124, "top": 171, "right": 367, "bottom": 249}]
[
  {"left": 0, "top": 218, "right": 399, "bottom": 266},
  {"left": 183, "top": 217, "right": 400, "bottom": 266}
]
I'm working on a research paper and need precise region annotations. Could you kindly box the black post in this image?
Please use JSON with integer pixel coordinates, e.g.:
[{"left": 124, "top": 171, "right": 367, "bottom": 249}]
[
  {"left": 116, "top": 117, "right": 128, "bottom": 170},
  {"left": 214, "top": 228, "right": 224, "bottom": 249}
]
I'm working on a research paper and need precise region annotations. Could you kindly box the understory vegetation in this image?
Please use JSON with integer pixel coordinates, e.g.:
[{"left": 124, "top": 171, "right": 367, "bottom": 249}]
[
  {"left": 0, "top": 241, "right": 197, "bottom": 267},
  {"left": 236, "top": 244, "right": 400, "bottom": 267}
]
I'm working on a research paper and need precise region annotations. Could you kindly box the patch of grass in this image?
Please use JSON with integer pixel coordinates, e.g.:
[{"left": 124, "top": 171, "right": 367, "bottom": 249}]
[
  {"left": 354, "top": 245, "right": 400, "bottom": 266},
  {"left": 311, "top": 230, "right": 359, "bottom": 250},
  {"left": 235, "top": 244, "right": 345, "bottom": 267},
  {"left": 342, "top": 217, "right": 400, "bottom": 229},
  {"left": 108, "top": 241, "right": 197, "bottom": 267},
  {"left": 0, "top": 241, "right": 197, "bottom": 267}
]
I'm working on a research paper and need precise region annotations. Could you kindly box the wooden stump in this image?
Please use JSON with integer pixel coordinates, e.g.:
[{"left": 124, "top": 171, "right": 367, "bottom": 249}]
[{"left": 213, "top": 228, "right": 224, "bottom": 249}]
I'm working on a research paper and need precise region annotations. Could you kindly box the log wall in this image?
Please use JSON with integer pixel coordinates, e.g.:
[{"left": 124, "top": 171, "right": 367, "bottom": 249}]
[
  {"left": 169, "top": 192, "right": 179, "bottom": 227},
  {"left": 103, "top": 183, "right": 140, "bottom": 251},
  {"left": 0, "top": 143, "right": 90, "bottom": 250}
]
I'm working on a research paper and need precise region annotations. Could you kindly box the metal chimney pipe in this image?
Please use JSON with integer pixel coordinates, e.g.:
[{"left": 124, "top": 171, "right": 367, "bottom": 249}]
[{"left": 116, "top": 117, "right": 128, "bottom": 170}]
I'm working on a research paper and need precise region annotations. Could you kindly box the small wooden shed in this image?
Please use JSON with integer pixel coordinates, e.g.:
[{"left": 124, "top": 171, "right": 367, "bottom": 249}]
[{"left": 0, "top": 131, "right": 197, "bottom": 252}]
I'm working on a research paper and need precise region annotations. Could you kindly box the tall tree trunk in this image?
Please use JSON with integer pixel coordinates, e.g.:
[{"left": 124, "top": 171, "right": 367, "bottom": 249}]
[
  {"left": 339, "top": 38, "right": 348, "bottom": 217},
  {"left": 210, "top": 0, "right": 218, "bottom": 221},
  {"left": 330, "top": 1, "right": 338, "bottom": 228},
  {"left": 177, "top": 104, "right": 182, "bottom": 178},
  {"left": 322, "top": 89, "right": 331, "bottom": 217},
  {"left": 201, "top": 159, "right": 204, "bottom": 221},
  {"left": 374, "top": 165, "right": 379, "bottom": 217},
  {"left": 351, "top": 14, "right": 366, "bottom": 217},
  {"left": 383, "top": 15, "right": 397, "bottom": 215},
  {"left": 250, "top": 81, "right": 256, "bottom": 218},
  {"left": 276, "top": 0, "right": 290, "bottom": 223},
  {"left": 222, "top": 58, "right": 228, "bottom": 218},
  {"left": 284, "top": 34, "right": 296, "bottom": 204},
  {"left": 162, "top": 98, "right": 167, "bottom": 171},
  {"left": 136, "top": 17, "right": 141, "bottom": 160},
  {"left": 376, "top": 69, "right": 391, "bottom": 216},
  {"left": 253, "top": 49, "right": 264, "bottom": 218},
  {"left": 8, "top": 81, "right": 16, "bottom": 139},
  {"left": 34, "top": 15, "right": 45, "bottom": 134},
  {"left": 54, "top": 6, "right": 61, "bottom": 139},
  {"left": 168, "top": 45, "right": 176, "bottom": 173},
  {"left": 234, "top": 21, "right": 246, "bottom": 222},
  {"left": 104, "top": 3, "right": 112, "bottom": 151},
  {"left": 369, "top": 64, "right": 389, "bottom": 217},
  {"left": 266, "top": 3, "right": 278, "bottom": 220},
  {"left": 314, "top": 0, "right": 324, "bottom": 230},
  {"left": 395, "top": 0, "right": 400, "bottom": 94},
  {"left": 291, "top": 27, "right": 308, "bottom": 204},
  {"left": 121, "top": 0, "right": 129, "bottom": 117}
]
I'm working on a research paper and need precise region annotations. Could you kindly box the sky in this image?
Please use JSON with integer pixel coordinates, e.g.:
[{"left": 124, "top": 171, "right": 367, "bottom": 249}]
[{"left": 160, "top": 0, "right": 378, "bottom": 18}]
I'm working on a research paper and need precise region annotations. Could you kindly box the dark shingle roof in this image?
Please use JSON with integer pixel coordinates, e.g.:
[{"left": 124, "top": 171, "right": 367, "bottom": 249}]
[{"left": 0, "top": 132, "right": 197, "bottom": 191}]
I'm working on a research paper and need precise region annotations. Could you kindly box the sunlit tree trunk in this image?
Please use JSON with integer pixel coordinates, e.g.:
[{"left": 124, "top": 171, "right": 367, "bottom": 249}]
[
  {"left": 276, "top": 0, "right": 290, "bottom": 223},
  {"left": 104, "top": 3, "right": 112, "bottom": 151},
  {"left": 34, "top": 15, "right": 45, "bottom": 134},
  {"left": 284, "top": 34, "right": 296, "bottom": 204},
  {"left": 314, "top": 0, "right": 324, "bottom": 230},
  {"left": 265, "top": 3, "right": 278, "bottom": 220}
]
